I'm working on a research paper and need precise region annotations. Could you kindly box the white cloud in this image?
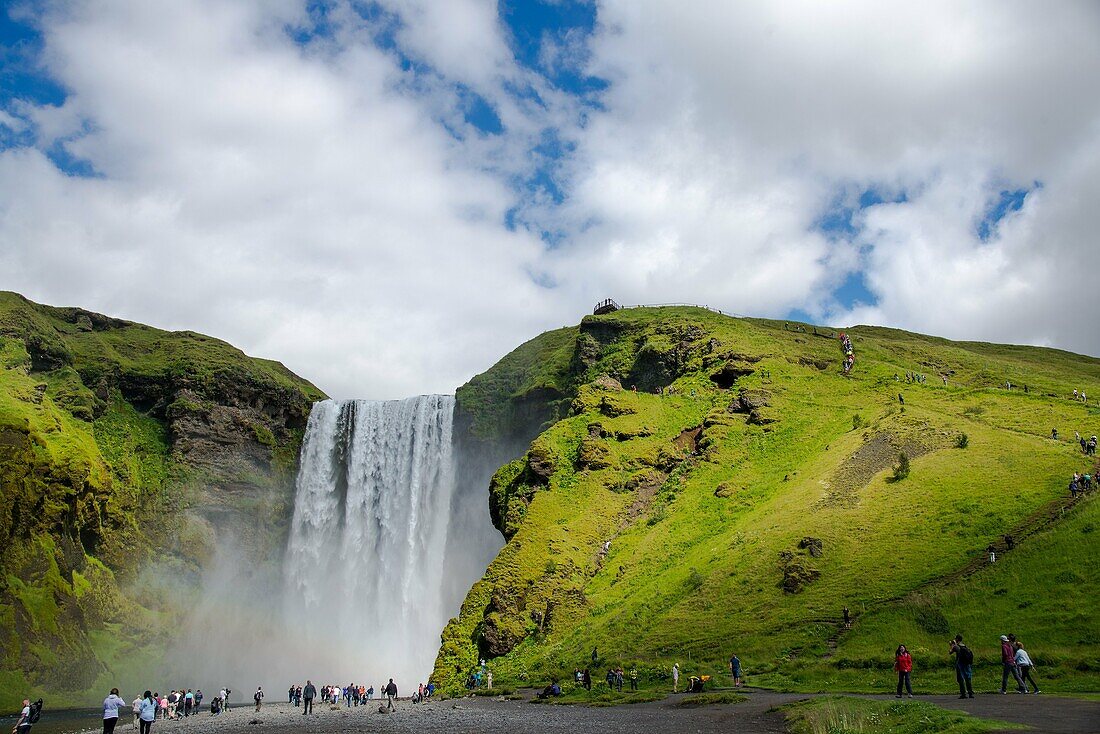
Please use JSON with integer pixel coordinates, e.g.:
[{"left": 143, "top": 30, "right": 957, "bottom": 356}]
[
  {"left": 545, "top": 0, "right": 1100, "bottom": 355},
  {"left": 0, "top": 0, "right": 571, "bottom": 399},
  {"left": 1, "top": 0, "right": 1097, "bottom": 404}
]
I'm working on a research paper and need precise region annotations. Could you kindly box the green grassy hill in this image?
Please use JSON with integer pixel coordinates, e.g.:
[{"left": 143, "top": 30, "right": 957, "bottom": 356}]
[
  {"left": 0, "top": 292, "right": 324, "bottom": 707},
  {"left": 434, "top": 306, "right": 1100, "bottom": 695}
]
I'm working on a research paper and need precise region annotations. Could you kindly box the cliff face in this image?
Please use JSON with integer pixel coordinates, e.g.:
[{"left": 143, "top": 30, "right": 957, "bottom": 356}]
[
  {"left": 0, "top": 292, "right": 324, "bottom": 704},
  {"left": 434, "top": 306, "right": 1100, "bottom": 694}
]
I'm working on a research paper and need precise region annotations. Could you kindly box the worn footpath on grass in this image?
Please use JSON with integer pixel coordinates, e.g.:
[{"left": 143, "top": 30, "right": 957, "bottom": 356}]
[{"left": 59, "top": 692, "right": 1100, "bottom": 734}]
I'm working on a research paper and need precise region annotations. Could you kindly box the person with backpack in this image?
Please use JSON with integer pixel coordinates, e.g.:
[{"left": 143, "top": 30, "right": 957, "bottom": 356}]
[
  {"left": 131, "top": 694, "right": 142, "bottom": 729},
  {"left": 138, "top": 692, "right": 156, "bottom": 734},
  {"left": 894, "top": 644, "right": 914, "bottom": 698},
  {"left": 103, "top": 688, "right": 128, "bottom": 734},
  {"left": 13, "top": 699, "right": 40, "bottom": 734},
  {"left": 730, "top": 654, "right": 743, "bottom": 687},
  {"left": 253, "top": 687, "right": 263, "bottom": 712},
  {"left": 950, "top": 635, "right": 975, "bottom": 698}
]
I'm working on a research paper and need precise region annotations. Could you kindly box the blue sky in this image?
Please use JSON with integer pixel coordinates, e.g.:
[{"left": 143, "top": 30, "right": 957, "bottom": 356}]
[{"left": 1, "top": 1, "right": 1097, "bottom": 398}]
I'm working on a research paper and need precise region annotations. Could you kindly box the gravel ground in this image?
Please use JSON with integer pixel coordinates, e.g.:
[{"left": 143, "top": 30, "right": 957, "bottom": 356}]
[{"left": 65, "top": 690, "right": 1100, "bottom": 734}]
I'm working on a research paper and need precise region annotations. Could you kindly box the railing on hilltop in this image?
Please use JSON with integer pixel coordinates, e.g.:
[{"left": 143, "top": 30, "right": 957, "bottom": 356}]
[{"left": 592, "top": 298, "right": 622, "bottom": 315}]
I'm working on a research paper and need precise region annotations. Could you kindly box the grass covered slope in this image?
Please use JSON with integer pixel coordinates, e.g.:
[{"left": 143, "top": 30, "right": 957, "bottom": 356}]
[
  {"left": 0, "top": 291, "right": 324, "bottom": 706},
  {"left": 434, "top": 306, "right": 1100, "bottom": 694}
]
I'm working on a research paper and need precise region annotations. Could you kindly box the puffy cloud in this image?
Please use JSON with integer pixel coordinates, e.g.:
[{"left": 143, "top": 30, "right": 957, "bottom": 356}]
[
  {"left": 549, "top": 0, "right": 1100, "bottom": 353},
  {"left": 1, "top": 0, "right": 1097, "bottom": 403},
  {"left": 0, "top": 0, "right": 568, "bottom": 398}
]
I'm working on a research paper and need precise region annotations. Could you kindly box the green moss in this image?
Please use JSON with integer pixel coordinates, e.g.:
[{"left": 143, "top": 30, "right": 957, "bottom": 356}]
[{"left": 252, "top": 422, "right": 276, "bottom": 447}]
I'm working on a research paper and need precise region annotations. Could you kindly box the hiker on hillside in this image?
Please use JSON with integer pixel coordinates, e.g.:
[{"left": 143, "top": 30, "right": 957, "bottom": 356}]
[
  {"left": 605, "top": 668, "right": 616, "bottom": 691},
  {"left": 582, "top": 668, "right": 592, "bottom": 690},
  {"left": 843, "top": 606, "right": 851, "bottom": 629},
  {"left": 730, "top": 654, "right": 742, "bottom": 687},
  {"left": 1000, "top": 635, "right": 1027, "bottom": 693},
  {"left": 1052, "top": 428, "right": 1058, "bottom": 440},
  {"left": 629, "top": 666, "right": 638, "bottom": 690},
  {"left": 894, "top": 645, "right": 914, "bottom": 698},
  {"left": 949, "top": 635, "right": 975, "bottom": 698},
  {"left": 1014, "top": 642, "right": 1040, "bottom": 693},
  {"left": 672, "top": 663, "right": 680, "bottom": 693},
  {"left": 988, "top": 544, "right": 997, "bottom": 563},
  {"left": 103, "top": 688, "right": 128, "bottom": 734}
]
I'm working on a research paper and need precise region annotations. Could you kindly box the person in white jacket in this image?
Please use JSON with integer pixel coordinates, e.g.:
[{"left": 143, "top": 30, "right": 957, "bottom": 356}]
[
  {"left": 1014, "top": 642, "right": 1041, "bottom": 693},
  {"left": 102, "top": 689, "right": 128, "bottom": 734}
]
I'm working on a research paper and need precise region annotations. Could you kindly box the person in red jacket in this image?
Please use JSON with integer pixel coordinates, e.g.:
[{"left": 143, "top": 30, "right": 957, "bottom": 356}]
[{"left": 894, "top": 644, "right": 914, "bottom": 698}]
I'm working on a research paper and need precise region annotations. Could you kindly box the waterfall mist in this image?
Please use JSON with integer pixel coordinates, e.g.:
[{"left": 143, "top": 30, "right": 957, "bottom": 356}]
[{"left": 167, "top": 395, "right": 503, "bottom": 692}]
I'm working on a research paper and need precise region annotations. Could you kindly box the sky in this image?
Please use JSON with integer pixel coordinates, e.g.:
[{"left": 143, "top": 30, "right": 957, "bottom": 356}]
[{"left": 1, "top": 1, "right": 1098, "bottom": 399}]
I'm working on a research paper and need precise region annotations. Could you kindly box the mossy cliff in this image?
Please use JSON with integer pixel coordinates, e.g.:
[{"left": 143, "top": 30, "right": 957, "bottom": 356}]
[
  {"left": 0, "top": 292, "right": 323, "bottom": 706},
  {"left": 434, "top": 306, "right": 1100, "bottom": 693}
]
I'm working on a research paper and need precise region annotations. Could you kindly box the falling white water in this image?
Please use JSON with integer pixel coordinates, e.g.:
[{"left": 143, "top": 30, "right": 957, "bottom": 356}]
[{"left": 283, "top": 395, "right": 461, "bottom": 688}]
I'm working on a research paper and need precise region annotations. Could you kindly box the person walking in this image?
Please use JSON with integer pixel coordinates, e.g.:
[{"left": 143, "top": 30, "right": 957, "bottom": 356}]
[
  {"left": 131, "top": 694, "right": 142, "bottom": 730},
  {"left": 14, "top": 699, "right": 33, "bottom": 734},
  {"left": 894, "top": 644, "right": 914, "bottom": 698},
  {"left": 950, "top": 635, "right": 975, "bottom": 698},
  {"left": 672, "top": 663, "right": 680, "bottom": 693},
  {"left": 302, "top": 681, "right": 315, "bottom": 715},
  {"left": 103, "top": 688, "right": 128, "bottom": 734},
  {"left": 253, "top": 687, "right": 263, "bottom": 712},
  {"left": 582, "top": 668, "right": 591, "bottom": 691},
  {"left": 1000, "top": 635, "right": 1026, "bottom": 693},
  {"left": 138, "top": 692, "right": 157, "bottom": 734},
  {"left": 629, "top": 666, "right": 638, "bottom": 691},
  {"left": 385, "top": 679, "right": 397, "bottom": 711},
  {"left": 1015, "top": 642, "right": 1040, "bottom": 693},
  {"left": 730, "top": 654, "right": 742, "bottom": 687}
]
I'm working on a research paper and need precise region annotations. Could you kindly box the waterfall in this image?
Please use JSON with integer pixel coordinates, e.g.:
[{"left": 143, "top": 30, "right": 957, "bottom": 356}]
[{"left": 283, "top": 395, "right": 461, "bottom": 687}]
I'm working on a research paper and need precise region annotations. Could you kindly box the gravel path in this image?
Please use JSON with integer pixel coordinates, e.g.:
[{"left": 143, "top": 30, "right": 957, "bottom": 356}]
[{"left": 65, "top": 690, "right": 1100, "bottom": 734}]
